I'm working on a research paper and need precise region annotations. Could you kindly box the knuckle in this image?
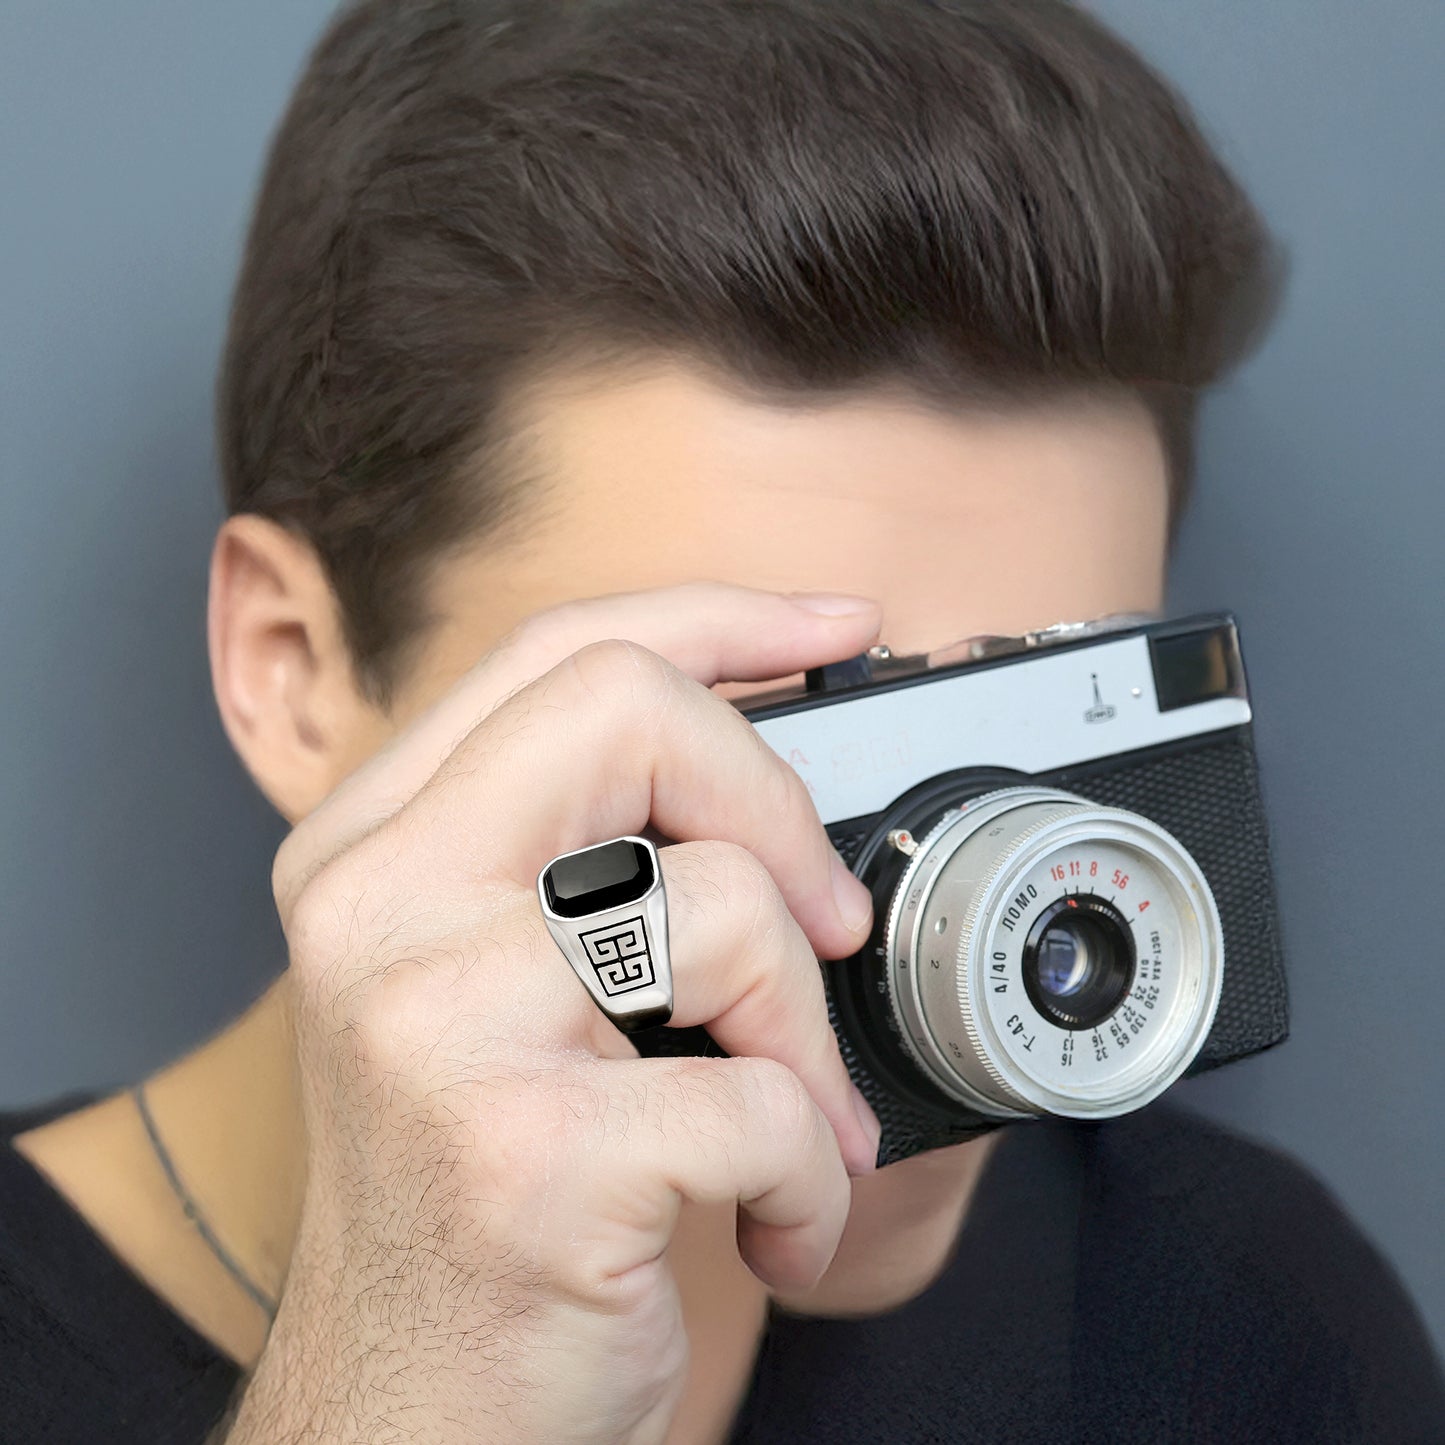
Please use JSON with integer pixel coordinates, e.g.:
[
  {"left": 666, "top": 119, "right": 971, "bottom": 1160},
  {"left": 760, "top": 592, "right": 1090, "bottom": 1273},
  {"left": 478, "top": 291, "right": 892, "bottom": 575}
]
[
  {"left": 735, "top": 1056, "right": 817, "bottom": 1143},
  {"left": 707, "top": 840, "right": 786, "bottom": 949},
  {"left": 710, "top": 837, "right": 777, "bottom": 896},
  {"left": 282, "top": 826, "right": 393, "bottom": 971},
  {"left": 305, "top": 943, "right": 431, "bottom": 1092},
  {"left": 563, "top": 637, "right": 678, "bottom": 717},
  {"left": 738, "top": 716, "right": 819, "bottom": 835},
  {"left": 282, "top": 852, "right": 353, "bottom": 977},
  {"left": 657, "top": 1056, "right": 749, "bottom": 1134},
  {"left": 283, "top": 830, "right": 464, "bottom": 1042},
  {"left": 765, "top": 734, "right": 816, "bottom": 821},
  {"left": 340, "top": 955, "right": 446, "bottom": 1059},
  {"left": 271, "top": 821, "right": 334, "bottom": 926},
  {"left": 678, "top": 839, "right": 777, "bottom": 920}
]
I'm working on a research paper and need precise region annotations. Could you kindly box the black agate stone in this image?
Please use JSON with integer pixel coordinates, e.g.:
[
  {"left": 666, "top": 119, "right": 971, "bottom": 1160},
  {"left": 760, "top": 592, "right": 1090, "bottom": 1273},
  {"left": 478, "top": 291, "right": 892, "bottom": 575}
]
[{"left": 543, "top": 838, "right": 654, "bottom": 918}]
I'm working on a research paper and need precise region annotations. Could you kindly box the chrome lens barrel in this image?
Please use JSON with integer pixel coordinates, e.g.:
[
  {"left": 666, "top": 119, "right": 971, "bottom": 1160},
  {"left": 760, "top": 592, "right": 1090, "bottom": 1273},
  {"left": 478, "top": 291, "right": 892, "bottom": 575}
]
[{"left": 882, "top": 788, "right": 1223, "bottom": 1120}]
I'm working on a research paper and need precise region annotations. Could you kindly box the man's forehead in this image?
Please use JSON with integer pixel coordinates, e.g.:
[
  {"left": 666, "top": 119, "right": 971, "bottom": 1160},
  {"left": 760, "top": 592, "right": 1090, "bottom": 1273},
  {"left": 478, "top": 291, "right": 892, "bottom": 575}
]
[{"left": 508, "top": 353, "right": 1164, "bottom": 502}]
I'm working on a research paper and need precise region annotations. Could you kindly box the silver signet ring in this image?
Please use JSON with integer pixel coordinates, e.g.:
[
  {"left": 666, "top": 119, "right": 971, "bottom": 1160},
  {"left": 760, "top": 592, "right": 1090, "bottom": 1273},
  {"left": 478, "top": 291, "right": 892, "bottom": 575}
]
[{"left": 536, "top": 835, "right": 673, "bottom": 1032}]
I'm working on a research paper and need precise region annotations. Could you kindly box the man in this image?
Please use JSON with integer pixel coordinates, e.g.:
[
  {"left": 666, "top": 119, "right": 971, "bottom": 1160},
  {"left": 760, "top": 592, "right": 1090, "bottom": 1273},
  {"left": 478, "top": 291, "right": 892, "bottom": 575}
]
[{"left": 3, "top": 0, "right": 1442, "bottom": 1440}]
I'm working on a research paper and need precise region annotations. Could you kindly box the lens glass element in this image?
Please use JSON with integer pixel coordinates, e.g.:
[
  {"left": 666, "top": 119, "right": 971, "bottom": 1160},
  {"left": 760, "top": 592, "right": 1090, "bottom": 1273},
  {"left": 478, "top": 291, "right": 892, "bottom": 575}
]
[
  {"left": 1036, "top": 924, "right": 1093, "bottom": 995},
  {"left": 1021, "top": 897, "right": 1135, "bottom": 1030}
]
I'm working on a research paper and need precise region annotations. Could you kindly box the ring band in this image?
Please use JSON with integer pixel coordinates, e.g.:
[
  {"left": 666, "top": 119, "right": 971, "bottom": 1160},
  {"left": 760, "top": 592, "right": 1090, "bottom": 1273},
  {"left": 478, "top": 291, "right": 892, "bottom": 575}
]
[{"left": 537, "top": 834, "right": 673, "bottom": 1032}]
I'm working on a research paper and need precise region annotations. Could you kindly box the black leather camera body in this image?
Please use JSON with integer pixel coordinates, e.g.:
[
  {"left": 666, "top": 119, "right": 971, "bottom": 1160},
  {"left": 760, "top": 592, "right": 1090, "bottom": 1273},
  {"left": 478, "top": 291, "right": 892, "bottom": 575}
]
[{"left": 641, "top": 614, "right": 1288, "bottom": 1166}]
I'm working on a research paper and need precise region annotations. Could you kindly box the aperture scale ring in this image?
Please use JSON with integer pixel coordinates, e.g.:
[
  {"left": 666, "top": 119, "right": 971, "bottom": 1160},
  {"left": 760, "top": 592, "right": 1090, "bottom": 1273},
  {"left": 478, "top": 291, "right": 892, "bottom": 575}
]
[
  {"left": 951, "top": 796, "right": 1088, "bottom": 1110},
  {"left": 882, "top": 787, "right": 1224, "bottom": 1121}
]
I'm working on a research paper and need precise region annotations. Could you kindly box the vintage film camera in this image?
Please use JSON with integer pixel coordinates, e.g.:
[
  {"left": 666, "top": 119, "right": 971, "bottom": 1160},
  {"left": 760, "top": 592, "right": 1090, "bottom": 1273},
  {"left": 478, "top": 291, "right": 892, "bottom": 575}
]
[{"left": 640, "top": 613, "right": 1288, "bottom": 1166}]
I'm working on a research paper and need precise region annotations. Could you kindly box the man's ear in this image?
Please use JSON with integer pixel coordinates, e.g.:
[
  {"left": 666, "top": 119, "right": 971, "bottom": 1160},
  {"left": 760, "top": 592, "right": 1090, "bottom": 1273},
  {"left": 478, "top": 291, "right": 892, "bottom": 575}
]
[{"left": 207, "top": 514, "right": 378, "bottom": 821}]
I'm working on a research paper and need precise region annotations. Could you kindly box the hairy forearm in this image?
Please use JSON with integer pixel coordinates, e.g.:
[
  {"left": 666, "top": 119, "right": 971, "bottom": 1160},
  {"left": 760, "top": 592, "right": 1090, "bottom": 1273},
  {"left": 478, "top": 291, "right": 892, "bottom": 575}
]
[
  {"left": 216, "top": 1259, "right": 653, "bottom": 1445},
  {"left": 221, "top": 1331, "right": 492, "bottom": 1445},
  {"left": 219, "top": 1288, "right": 528, "bottom": 1444},
  {"left": 215, "top": 1257, "right": 496, "bottom": 1444},
  {"left": 219, "top": 1313, "right": 365, "bottom": 1444}
]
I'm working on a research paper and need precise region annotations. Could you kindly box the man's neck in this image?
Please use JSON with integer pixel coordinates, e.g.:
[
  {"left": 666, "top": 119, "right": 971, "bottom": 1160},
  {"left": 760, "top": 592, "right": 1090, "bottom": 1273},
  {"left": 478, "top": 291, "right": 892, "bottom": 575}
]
[
  {"left": 12, "top": 975, "right": 773, "bottom": 1441},
  {"left": 14, "top": 977, "right": 306, "bottom": 1366},
  {"left": 142, "top": 976, "right": 308, "bottom": 1304}
]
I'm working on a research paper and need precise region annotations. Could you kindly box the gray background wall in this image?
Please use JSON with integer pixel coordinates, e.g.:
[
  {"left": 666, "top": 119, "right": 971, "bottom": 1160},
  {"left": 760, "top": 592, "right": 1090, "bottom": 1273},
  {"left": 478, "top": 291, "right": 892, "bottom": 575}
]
[{"left": 2, "top": 0, "right": 1442, "bottom": 1352}]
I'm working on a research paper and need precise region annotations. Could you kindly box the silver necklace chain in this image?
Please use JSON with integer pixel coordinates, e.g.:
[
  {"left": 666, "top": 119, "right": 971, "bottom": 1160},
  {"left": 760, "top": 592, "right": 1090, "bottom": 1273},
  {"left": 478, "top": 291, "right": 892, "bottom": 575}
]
[{"left": 130, "top": 1082, "right": 279, "bottom": 1322}]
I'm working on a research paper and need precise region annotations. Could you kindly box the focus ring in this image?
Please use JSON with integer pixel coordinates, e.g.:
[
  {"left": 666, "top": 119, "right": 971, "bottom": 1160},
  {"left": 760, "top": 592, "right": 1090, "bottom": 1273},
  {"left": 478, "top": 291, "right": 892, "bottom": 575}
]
[{"left": 951, "top": 799, "right": 1089, "bottom": 1109}]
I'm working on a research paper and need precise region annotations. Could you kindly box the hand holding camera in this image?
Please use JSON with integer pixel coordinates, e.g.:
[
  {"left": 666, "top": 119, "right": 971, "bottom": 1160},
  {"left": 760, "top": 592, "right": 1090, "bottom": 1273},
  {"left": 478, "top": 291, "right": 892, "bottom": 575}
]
[{"left": 228, "top": 583, "right": 885, "bottom": 1444}]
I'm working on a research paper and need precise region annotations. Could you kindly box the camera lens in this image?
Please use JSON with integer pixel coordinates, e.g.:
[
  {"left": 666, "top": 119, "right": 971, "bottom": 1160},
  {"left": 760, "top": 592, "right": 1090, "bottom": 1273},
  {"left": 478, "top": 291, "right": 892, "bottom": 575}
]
[
  {"left": 881, "top": 787, "right": 1223, "bottom": 1122},
  {"left": 1022, "top": 898, "right": 1135, "bottom": 1031},
  {"left": 1036, "top": 930, "right": 1091, "bottom": 995}
]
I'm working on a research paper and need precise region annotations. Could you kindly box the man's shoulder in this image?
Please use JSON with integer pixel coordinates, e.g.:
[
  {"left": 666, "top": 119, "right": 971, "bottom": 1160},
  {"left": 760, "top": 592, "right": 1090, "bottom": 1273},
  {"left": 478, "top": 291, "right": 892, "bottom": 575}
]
[
  {"left": 0, "top": 1089, "right": 100, "bottom": 1140},
  {"left": 1089, "top": 1098, "right": 1350, "bottom": 1220},
  {"left": 0, "top": 1100, "right": 242, "bottom": 1442},
  {"left": 1068, "top": 1101, "right": 1445, "bottom": 1444},
  {"left": 1083, "top": 1101, "right": 1411, "bottom": 1329}
]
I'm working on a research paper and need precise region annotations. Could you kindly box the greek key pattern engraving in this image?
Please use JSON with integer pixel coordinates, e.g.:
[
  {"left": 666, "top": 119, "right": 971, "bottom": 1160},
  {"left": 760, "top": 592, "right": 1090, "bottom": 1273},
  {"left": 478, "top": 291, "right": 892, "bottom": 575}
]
[{"left": 577, "top": 915, "right": 655, "bottom": 996}]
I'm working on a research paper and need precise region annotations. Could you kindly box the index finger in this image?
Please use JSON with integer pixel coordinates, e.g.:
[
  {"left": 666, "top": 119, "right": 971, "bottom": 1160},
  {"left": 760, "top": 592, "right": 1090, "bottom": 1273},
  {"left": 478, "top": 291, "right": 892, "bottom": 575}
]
[
  {"left": 388, "top": 637, "right": 873, "bottom": 965},
  {"left": 274, "top": 583, "right": 879, "bottom": 916}
]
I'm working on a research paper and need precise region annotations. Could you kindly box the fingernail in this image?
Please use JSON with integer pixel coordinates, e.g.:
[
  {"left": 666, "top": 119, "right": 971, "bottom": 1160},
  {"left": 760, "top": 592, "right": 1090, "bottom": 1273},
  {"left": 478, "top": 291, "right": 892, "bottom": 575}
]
[
  {"left": 850, "top": 1084, "right": 882, "bottom": 1174},
  {"left": 831, "top": 849, "right": 873, "bottom": 935},
  {"left": 787, "top": 591, "right": 878, "bottom": 617}
]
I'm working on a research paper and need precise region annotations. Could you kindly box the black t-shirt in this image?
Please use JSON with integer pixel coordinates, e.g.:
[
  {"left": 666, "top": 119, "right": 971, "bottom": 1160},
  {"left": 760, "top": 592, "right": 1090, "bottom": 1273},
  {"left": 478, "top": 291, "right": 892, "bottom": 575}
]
[{"left": 2, "top": 1098, "right": 1442, "bottom": 1443}]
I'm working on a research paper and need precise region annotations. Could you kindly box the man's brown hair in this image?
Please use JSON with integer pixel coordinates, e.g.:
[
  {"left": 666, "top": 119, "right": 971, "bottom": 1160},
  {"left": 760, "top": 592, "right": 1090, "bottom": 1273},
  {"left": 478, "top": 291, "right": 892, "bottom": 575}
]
[{"left": 219, "top": 0, "right": 1280, "bottom": 704}]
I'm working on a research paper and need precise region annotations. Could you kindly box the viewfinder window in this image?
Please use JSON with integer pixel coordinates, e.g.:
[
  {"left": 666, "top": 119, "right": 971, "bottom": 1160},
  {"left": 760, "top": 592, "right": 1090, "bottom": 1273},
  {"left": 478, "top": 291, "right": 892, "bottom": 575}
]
[{"left": 1149, "top": 625, "right": 1245, "bottom": 712}]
